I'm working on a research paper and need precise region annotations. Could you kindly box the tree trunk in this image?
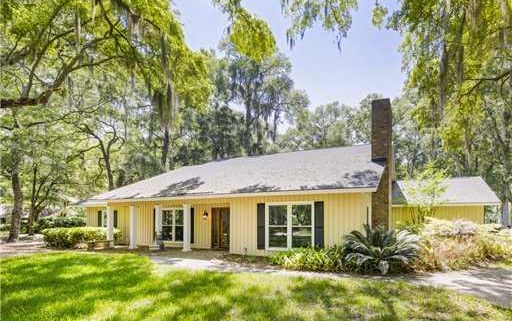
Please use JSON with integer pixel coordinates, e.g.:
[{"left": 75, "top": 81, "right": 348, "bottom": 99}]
[
  {"left": 503, "top": 197, "right": 510, "bottom": 226},
  {"left": 27, "top": 207, "right": 41, "bottom": 236},
  {"left": 244, "top": 101, "right": 252, "bottom": 154},
  {"left": 161, "top": 126, "right": 170, "bottom": 171},
  {"left": 7, "top": 159, "right": 23, "bottom": 243},
  {"left": 27, "top": 166, "right": 38, "bottom": 235},
  {"left": 100, "top": 146, "right": 115, "bottom": 190}
]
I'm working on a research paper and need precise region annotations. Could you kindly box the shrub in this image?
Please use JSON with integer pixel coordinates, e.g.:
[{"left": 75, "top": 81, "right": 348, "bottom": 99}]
[
  {"left": 412, "top": 218, "right": 512, "bottom": 272},
  {"left": 42, "top": 227, "right": 121, "bottom": 248},
  {"left": 271, "top": 246, "right": 344, "bottom": 272},
  {"left": 342, "top": 225, "right": 419, "bottom": 275},
  {"left": 422, "top": 217, "right": 478, "bottom": 237},
  {"left": 35, "top": 215, "right": 86, "bottom": 232}
]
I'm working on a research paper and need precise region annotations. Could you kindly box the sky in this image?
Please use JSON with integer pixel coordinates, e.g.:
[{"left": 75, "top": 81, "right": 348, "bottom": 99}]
[{"left": 173, "top": 0, "right": 406, "bottom": 108}]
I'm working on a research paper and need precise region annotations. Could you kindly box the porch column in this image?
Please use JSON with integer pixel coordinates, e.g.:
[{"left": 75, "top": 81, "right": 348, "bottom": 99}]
[
  {"left": 182, "top": 204, "right": 191, "bottom": 252},
  {"left": 154, "top": 205, "right": 162, "bottom": 243},
  {"left": 129, "top": 206, "right": 137, "bottom": 250},
  {"left": 106, "top": 206, "right": 114, "bottom": 247}
]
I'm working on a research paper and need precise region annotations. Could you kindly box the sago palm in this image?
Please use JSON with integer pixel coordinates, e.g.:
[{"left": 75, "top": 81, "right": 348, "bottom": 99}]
[{"left": 342, "top": 224, "right": 419, "bottom": 275}]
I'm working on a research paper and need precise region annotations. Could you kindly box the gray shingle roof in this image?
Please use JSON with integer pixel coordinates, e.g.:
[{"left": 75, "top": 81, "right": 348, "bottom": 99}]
[
  {"left": 84, "top": 145, "right": 384, "bottom": 203},
  {"left": 392, "top": 176, "right": 500, "bottom": 205}
]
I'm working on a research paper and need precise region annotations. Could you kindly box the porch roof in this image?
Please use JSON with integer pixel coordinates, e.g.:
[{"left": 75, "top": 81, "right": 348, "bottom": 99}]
[{"left": 79, "top": 145, "right": 384, "bottom": 204}]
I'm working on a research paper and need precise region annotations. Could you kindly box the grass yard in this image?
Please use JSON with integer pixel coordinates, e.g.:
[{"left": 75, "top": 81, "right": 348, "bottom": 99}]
[{"left": 1, "top": 253, "right": 511, "bottom": 321}]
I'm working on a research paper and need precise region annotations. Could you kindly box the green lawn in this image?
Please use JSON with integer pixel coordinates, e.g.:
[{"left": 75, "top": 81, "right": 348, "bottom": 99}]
[{"left": 1, "top": 253, "right": 510, "bottom": 321}]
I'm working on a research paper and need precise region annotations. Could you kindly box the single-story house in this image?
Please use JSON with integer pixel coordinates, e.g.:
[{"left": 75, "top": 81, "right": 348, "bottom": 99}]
[{"left": 78, "top": 99, "right": 500, "bottom": 255}]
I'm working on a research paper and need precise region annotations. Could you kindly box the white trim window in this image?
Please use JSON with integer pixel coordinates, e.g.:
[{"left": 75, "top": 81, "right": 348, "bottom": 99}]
[
  {"left": 101, "top": 210, "right": 107, "bottom": 228},
  {"left": 265, "top": 202, "right": 314, "bottom": 250},
  {"left": 161, "top": 208, "right": 184, "bottom": 242}
]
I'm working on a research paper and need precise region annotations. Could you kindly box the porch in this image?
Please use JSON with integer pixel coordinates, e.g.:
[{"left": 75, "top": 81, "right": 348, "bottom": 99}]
[{"left": 98, "top": 203, "right": 230, "bottom": 252}]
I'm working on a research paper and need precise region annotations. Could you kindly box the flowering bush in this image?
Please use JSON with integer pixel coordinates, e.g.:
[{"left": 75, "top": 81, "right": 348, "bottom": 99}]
[
  {"left": 422, "top": 217, "right": 478, "bottom": 237},
  {"left": 412, "top": 218, "right": 512, "bottom": 272}
]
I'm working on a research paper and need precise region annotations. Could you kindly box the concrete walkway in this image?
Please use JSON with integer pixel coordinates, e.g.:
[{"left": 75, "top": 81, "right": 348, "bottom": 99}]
[
  {"left": 413, "top": 267, "right": 512, "bottom": 308},
  {"left": 150, "top": 255, "right": 347, "bottom": 279},
  {"left": 0, "top": 234, "right": 49, "bottom": 257},
  {"left": 150, "top": 255, "right": 512, "bottom": 308}
]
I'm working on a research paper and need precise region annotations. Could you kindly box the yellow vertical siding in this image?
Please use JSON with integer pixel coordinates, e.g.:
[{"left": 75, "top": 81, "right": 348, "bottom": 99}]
[
  {"left": 85, "top": 192, "right": 371, "bottom": 255},
  {"left": 85, "top": 206, "right": 129, "bottom": 244},
  {"left": 86, "top": 207, "right": 103, "bottom": 226},
  {"left": 230, "top": 193, "right": 370, "bottom": 255},
  {"left": 107, "top": 200, "right": 230, "bottom": 248},
  {"left": 390, "top": 205, "right": 484, "bottom": 228}
]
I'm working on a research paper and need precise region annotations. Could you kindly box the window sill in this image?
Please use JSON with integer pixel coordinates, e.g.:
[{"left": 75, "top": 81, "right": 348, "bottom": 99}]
[{"left": 266, "top": 247, "right": 288, "bottom": 251}]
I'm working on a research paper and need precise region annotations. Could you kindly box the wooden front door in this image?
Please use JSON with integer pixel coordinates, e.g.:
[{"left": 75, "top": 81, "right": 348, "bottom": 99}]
[{"left": 211, "top": 207, "right": 230, "bottom": 250}]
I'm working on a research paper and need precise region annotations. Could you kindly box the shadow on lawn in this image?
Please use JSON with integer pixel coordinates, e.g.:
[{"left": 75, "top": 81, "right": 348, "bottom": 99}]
[{"left": 1, "top": 253, "right": 510, "bottom": 321}]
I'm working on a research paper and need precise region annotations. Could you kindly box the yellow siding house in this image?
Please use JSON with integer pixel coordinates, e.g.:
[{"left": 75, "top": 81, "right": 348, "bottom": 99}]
[{"left": 78, "top": 99, "right": 501, "bottom": 255}]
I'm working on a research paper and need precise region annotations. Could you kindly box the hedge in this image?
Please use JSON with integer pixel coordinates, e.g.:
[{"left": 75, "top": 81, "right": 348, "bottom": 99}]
[
  {"left": 35, "top": 215, "right": 86, "bottom": 233},
  {"left": 42, "top": 227, "right": 121, "bottom": 248}
]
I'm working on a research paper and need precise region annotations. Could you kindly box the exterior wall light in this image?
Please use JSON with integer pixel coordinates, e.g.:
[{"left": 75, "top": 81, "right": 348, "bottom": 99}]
[{"left": 202, "top": 210, "right": 208, "bottom": 220}]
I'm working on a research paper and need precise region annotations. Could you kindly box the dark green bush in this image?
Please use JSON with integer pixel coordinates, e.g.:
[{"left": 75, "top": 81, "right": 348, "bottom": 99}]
[
  {"left": 35, "top": 215, "right": 86, "bottom": 232},
  {"left": 342, "top": 225, "right": 419, "bottom": 275},
  {"left": 42, "top": 227, "right": 121, "bottom": 248},
  {"left": 271, "top": 246, "right": 344, "bottom": 272}
]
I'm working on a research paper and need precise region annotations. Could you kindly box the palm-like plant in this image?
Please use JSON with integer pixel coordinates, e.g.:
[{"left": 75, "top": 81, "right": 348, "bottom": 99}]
[{"left": 342, "top": 225, "right": 419, "bottom": 275}]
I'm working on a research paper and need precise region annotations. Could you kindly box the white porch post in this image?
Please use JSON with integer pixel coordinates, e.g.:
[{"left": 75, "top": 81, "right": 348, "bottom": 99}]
[
  {"left": 129, "top": 206, "right": 137, "bottom": 250},
  {"left": 106, "top": 206, "right": 114, "bottom": 247},
  {"left": 182, "top": 204, "right": 191, "bottom": 252},
  {"left": 154, "top": 205, "right": 162, "bottom": 243}
]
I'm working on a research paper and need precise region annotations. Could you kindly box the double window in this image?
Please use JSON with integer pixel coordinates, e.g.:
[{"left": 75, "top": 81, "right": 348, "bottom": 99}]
[
  {"left": 265, "top": 202, "right": 314, "bottom": 250},
  {"left": 162, "top": 208, "right": 184, "bottom": 242}
]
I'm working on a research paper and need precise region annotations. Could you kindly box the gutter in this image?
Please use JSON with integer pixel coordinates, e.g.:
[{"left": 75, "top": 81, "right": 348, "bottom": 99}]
[{"left": 77, "top": 187, "right": 378, "bottom": 207}]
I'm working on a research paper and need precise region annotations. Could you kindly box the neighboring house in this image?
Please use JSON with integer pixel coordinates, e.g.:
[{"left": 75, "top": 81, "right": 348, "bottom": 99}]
[
  {"left": 0, "top": 204, "right": 29, "bottom": 225},
  {"left": 77, "top": 99, "right": 500, "bottom": 255}
]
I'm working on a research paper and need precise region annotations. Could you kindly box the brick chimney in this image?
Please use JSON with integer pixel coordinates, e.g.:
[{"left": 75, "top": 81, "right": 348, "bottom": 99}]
[{"left": 371, "top": 98, "right": 393, "bottom": 228}]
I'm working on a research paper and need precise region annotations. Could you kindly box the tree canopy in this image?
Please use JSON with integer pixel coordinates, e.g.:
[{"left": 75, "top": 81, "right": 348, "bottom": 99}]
[{"left": 1, "top": 0, "right": 510, "bottom": 241}]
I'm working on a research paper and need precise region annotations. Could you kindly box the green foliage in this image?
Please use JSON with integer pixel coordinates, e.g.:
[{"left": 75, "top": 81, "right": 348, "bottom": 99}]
[
  {"left": 279, "top": 93, "right": 382, "bottom": 151},
  {"left": 35, "top": 215, "right": 86, "bottom": 233},
  {"left": 387, "top": 0, "right": 512, "bottom": 213},
  {"left": 413, "top": 218, "right": 512, "bottom": 272},
  {"left": 342, "top": 225, "right": 419, "bottom": 275},
  {"left": 229, "top": 9, "right": 276, "bottom": 62},
  {"left": 271, "top": 246, "right": 344, "bottom": 272},
  {"left": 2, "top": 252, "right": 511, "bottom": 321},
  {"left": 371, "top": 2, "right": 388, "bottom": 28},
  {"left": 42, "top": 227, "right": 121, "bottom": 248},
  {"left": 280, "top": 0, "right": 358, "bottom": 49},
  {"left": 401, "top": 163, "right": 448, "bottom": 224}
]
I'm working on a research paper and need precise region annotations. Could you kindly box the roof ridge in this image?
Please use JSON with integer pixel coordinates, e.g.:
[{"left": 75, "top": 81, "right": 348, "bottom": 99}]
[{"left": 213, "top": 144, "right": 371, "bottom": 162}]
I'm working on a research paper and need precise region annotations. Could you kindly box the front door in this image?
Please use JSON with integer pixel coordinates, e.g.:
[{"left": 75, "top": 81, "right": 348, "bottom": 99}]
[{"left": 211, "top": 207, "right": 230, "bottom": 250}]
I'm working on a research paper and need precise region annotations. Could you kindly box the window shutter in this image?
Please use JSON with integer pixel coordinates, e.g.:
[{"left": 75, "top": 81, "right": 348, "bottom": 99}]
[
  {"left": 257, "top": 203, "right": 265, "bottom": 250},
  {"left": 97, "top": 211, "right": 102, "bottom": 227},
  {"left": 113, "top": 210, "right": 118, "bottom": 228},
  {"left": 191, "top": 208, "right": 195, "bottom": 244},
  {"left": 153, "top": 208, "right": 156, "bottom": 242},
  {"left": 314, "top": 201, "right": 324, "bottom": 248}
]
